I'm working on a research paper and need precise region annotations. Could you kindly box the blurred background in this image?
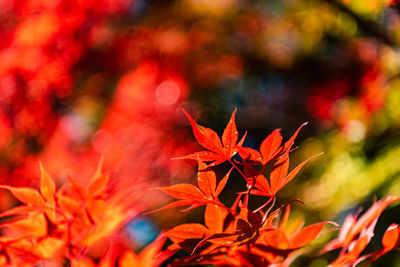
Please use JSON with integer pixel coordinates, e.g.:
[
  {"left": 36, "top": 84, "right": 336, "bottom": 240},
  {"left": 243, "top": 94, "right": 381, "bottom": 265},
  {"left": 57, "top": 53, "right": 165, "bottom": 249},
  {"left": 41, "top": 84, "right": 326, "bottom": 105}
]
[{"left": 0, "top": 0, "right": 400, "bottom": 265}]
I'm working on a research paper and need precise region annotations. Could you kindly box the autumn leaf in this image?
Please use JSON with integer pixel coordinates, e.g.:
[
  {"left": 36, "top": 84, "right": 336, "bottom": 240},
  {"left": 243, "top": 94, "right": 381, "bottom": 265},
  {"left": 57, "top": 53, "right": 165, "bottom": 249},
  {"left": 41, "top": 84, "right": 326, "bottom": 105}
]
[
  {"left": 222, "top": 109, "right": 239, "bottom": 157},
  {"left": 205, "top": 204, "right": 228, "bottom": 233},
  {"left": 365, "top": 223, "right": 400, "bottom": 263},
  {"left": 118, "top": 236, "right": 175, "bottom": 267},
  {"left": 0, "top": 185, "right": 45, "bottom": 208},
  {"left": 215, "top": 167, "right": 233, "bottom": 197},
  {"left": 151, "top": 159, "right": 234, "bottom": 213},
  {"left": 381, "top": 223, "right": 400, "bottom": 251},
  {"left": 260, "top": 129, "right": 283, "bottom": 165},
  {"left": 323, "top": 195, "right": 400, "bottom": 254},
  {"left": 197, "top": 157, "right": 217, "bottom": 197},
  {"left": 282, "top": 122, "right": 308, "bottom": 153},
  {"left": 175, "top": 109, "right": 244, "bottom": 166},
  {"left": 39, "top": 163, "right": 56, "bottom": 222},
  {"left": 88, "top": 157, "right": 109, "bottom": 198},
  {"left": 157, "top": 184, "right": 205, "bottom": 200},
  {"left": 165, "top": 223, "right": 210, "bottom": 246},
  {"left": 2, "top": 212, "right": 48, "bottom": 237},
  {"left": 289, "top": 221, "right": 334, "bottom": 249},
  {"left": 260, "top": 229, "right": 289, "bottom": 250}
]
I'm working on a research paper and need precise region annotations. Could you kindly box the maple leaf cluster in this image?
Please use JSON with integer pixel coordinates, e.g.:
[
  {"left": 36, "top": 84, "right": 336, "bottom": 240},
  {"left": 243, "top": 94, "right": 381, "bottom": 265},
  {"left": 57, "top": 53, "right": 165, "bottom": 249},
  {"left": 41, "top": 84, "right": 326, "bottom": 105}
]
[
  {"left": 0, "top": 108, "right": 398, "bottom": 266},
  {"left": 152, "top": 109, "right": 400, "bottom": 267},
  {"left": 0, "top": 160, "right": 175, "bottom": 266}
]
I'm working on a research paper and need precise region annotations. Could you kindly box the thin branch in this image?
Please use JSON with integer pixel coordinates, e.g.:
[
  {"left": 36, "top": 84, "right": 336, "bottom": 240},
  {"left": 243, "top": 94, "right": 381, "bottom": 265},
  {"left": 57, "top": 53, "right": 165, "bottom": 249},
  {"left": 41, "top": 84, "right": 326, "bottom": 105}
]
[{"left": 321, "top": 0, "right": 399, "bottom": 49}]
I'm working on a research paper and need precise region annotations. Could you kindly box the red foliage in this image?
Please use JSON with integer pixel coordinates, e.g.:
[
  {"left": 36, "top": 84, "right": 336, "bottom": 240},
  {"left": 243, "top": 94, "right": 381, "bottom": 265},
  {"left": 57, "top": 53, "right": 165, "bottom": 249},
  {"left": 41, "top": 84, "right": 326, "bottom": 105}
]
[
  {"left": 152, "top": 109, "right": 400, "bottom": 266},
  {"left": 0, "top": 109, "right": 398, "bottom": 266}
]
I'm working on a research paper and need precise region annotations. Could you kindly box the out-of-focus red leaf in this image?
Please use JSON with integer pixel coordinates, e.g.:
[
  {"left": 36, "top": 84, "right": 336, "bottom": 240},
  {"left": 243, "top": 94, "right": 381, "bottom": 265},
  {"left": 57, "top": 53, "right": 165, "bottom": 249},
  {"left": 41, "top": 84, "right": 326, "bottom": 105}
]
[
  {"left": 0, "top": 185, "right": 45, "bottom": 208},
  {"left": 329, "top": 235, "right": 370, "bottom": 267},
  {"left": 88, "top": 158, "right": 109, "bottom": 198},
  {"left": 345, "top": 195, "right": 400, "bottom": 244},
  {"left": 261, "top": 229, "right": 289, "bottom": 250},
  {"left": 0, "top": 205, "right": 35, "bottom": 218},
  {"left": 381, "top": 223, "right": 399, "bottom": 251},
  {"left": 67, "top": 177, "right": 88, "bottom": 201},
  {"left": 39, "top": 163, "right": 56, "bottom": 222},
  {"left": 362, "top": 223, "right": 400, "bottom": 264},
  {"left": 278, "top": 205, "right": 291, "bottom": 232},
  {"left": 3, "top": 213, "right": 47, "bottom": 237},
  {"left": 137, "top": 236, "right": 176, "bottom": 267},
  {"left": 56, "top": 193, "right": 83, "bottom": 217},
  {"left": 39, "top": 162, "right": 56, "bottom": 204}
]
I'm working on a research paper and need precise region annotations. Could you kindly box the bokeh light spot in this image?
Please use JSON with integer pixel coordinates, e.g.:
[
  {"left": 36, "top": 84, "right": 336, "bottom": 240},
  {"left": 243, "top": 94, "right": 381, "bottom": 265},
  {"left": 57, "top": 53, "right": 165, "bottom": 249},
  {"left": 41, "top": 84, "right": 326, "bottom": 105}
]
[{"left": 155, "top": 80, "right": 180, "bottom": 106}]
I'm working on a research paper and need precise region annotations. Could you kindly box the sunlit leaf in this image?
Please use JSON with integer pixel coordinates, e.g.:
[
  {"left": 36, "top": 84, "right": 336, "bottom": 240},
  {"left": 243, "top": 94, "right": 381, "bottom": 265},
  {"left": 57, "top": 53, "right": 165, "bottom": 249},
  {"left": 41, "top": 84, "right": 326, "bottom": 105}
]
[
  {"left": 197, "top": 157, "right": 216, "bottom": 197},
  {"left": 222, "top": 108, "right": 238, "bottom": 157},
  {"left": 260, "top": 129, "right": 282, "bottom": 164},
  {"left": 0, "top": 185, "right": 45, "bottom": 208}
]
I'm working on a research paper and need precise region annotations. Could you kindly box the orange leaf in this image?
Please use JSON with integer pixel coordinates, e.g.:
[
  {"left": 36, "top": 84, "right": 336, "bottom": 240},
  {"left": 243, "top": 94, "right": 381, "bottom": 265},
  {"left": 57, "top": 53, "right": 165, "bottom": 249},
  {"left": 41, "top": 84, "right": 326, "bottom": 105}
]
[
  {"left": 174, "top": 151, "right": 225, "bottom": 162},
  {"left": 0, "top": 185, "right": 45, "bottom": 208},
  {"left": 260, "top": 129, "right": 282, "bottom": 164},
  {"left": 382, "top": 223, "right": 399, "bottom": 251},
  {"left": 165, "top": 223, "right": 210, "bottom": 244},
  {"left": 147, "top": 199, "right": 205, "bottom": 214},
  {"left": 119, "top": 250, "right": 139, "bottom": 267},
  {"left": 197, "top": 157, "right": 216, "bottom": 197},
  {"left": 56, "top": 193, "right": 84, "bottom": 217},
  {"left": 205, "top": 204, "right": 228, "bottom": 233},
  {"left": 261, "top": 229, "right": 289, "bottom": 250},
  {"left": 39, "top": 163, "right": 56, "bottom": 222},
  {"left": 181, "top": 108, "right": 224, "bottom": 154},
  {"left": 88, "top": 157, "right": 109, "bottom": 198},
  {"left": 222, "top": 108, "right": 238, "bottom": 157},
  {"left": 278, "top": 205, "right": 291, "bottom": 232},
  {"left": 289, "top": 221, "right": 331, "bottom": 249},
  {"left": 253, "top": 174, "right": 272, "bottom": 197},
  {"left": 67, "top": 177, "right": 88, "bottom": 201},
  {"left": 278, "top": 153, "right": 323, "bottom": 192},
  {"left": 138, "top": 236, "right": 175, "bottom": 266},
  {"left": 238, "top": 147, "right": 263, "bottom": 163},
  {"left": 346, "top": 195, "right": 400, "bottom": 244},
  {"left": 215, "top": 167, "right": 233, "bottom": 197},
  {"left": 156, "top": 184, "right": 206, "bottom": 200},
  {"left": 283, "top": 122, "right": 307, "bottom": 153},
  {"left": 39, "top": 162, "right": 56, "bottom": 203},
  {"left": 4, "top": 212, "right": 47, "bottom": 237},
  {"left": 244, "top": 162, "right": 272, "bottom": 196},
  {"left": 269, "top": 152, "right": 289, "bottom": 195},
  {"left": 0, "top": 205, "right": 35, "bottom": 218},
  {"left": 37, "top": 237, "right": 65, "bottom": 259}
]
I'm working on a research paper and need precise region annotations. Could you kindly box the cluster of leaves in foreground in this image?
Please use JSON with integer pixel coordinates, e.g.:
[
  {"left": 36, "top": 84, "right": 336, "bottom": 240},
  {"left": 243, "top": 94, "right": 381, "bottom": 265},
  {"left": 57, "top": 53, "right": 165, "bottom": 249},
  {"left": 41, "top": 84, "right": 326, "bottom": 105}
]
[
  {"left": 0, "top": 109, "right": 399, "bottom": 266},
  {"left": 0, "top": 161, "right": 173, "bottom": 266},
  {"left": 153, "top": 109, "right": 400, "bottom": 266}
]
